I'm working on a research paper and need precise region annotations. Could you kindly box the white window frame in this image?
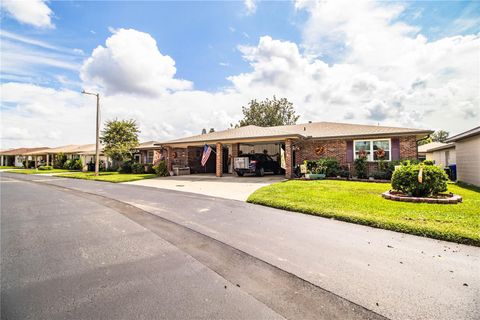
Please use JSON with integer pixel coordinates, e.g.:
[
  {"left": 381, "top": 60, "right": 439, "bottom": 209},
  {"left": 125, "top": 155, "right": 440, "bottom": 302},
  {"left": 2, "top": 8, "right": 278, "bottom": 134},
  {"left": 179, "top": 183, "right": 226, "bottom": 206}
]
[{"left": 354, "top": 138, "right": 391, "bottom": 161}]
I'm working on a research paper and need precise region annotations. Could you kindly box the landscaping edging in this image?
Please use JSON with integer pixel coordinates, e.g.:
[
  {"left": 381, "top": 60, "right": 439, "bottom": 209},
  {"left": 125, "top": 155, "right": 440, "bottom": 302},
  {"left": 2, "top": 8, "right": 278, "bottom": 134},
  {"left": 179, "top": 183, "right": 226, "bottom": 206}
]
[
  {"left": 297, "top": 177, "right": 391, "bottom": 183},
  {"left": 382, "top": 190, "right": 462, "bottom": 204}
]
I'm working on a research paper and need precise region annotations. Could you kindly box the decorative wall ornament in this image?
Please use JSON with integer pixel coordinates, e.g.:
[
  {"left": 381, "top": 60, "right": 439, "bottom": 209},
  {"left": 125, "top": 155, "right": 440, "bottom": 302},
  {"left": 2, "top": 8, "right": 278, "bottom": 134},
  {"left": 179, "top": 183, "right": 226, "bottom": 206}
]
[{"left": 315, "top": 146, "right": 326, "bottom": 156}]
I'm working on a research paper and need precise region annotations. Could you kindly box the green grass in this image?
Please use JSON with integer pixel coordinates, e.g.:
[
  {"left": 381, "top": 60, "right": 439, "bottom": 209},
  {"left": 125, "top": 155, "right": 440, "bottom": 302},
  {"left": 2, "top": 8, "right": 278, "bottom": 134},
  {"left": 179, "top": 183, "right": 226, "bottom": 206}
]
[
  {"left": 57, "top": 171, "right": 157, "bottom": 183},
  {"left": 6, "top": 169, "right": 77, "bottom": 174},
  {"left": 0, "top": 166, "right": 17, "bottom": 169},
  {"left": 247, "top": 180, "right": 480, "bottom": 246}
]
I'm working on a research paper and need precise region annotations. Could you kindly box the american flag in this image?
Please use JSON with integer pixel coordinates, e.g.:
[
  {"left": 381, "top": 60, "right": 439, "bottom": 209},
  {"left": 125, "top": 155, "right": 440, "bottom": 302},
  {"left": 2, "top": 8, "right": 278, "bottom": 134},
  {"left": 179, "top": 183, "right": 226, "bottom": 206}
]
[{"left": 201, "top": 144, "right": 212, "bottom": 166}]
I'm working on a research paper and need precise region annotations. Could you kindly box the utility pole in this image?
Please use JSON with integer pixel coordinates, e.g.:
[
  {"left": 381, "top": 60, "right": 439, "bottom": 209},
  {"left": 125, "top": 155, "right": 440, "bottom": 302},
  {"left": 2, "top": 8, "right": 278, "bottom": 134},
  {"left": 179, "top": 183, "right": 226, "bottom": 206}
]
[{"left": 82, "top": 90, "right": 100, "bottom": 176}]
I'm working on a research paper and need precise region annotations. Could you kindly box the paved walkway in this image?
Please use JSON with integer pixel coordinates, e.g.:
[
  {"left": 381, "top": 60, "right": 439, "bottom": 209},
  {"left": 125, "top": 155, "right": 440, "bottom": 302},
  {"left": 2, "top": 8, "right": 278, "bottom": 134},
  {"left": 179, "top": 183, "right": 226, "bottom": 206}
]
[{"left": 124, "top": 173, "right": 284, "bottom": 201}]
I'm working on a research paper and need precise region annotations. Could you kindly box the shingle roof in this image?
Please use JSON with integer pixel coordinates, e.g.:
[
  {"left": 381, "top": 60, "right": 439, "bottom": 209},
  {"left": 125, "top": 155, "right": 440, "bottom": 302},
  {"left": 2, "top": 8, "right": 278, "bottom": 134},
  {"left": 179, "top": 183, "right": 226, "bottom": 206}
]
[
  {"left": 160, "top": 121, "right": 432, "bottom": 146},
  {"left": 0, "top": 147, "right": 50, "bottom": 156},
  {"left": 162, "top": 125, "right": 301, "bottom": 145},
  {"left": 271, "top": 122, "right": 432, "bottom": 139},
  {"left": 25, "top": 144, "right": 101, "bottom": 155},
  {"left": 446, "top": 126, "right": 480, "bottom": 142},
  {"left": 136, "top": 141, "right": 160, "bottom": 149},
  {"left": 419, "top": 142, "right": 455, "bottom": 153},
  {"left": 418, "top": 142, "right": 449, "bottom": 153}
]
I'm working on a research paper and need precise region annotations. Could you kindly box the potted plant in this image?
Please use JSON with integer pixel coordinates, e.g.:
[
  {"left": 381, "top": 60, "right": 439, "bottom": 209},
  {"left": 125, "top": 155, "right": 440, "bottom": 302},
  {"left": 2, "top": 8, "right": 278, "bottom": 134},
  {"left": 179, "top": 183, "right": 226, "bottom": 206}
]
[{"left": 305, "top": 165, "right": 327, "bottom": 180}]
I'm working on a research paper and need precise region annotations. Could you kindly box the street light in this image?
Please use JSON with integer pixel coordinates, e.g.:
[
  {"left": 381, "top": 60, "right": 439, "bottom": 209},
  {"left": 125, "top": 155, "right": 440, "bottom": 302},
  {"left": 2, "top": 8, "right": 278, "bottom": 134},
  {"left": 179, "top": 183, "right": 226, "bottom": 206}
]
[{"left": 82, "top": 90, "right": 100, "bottom": 176}]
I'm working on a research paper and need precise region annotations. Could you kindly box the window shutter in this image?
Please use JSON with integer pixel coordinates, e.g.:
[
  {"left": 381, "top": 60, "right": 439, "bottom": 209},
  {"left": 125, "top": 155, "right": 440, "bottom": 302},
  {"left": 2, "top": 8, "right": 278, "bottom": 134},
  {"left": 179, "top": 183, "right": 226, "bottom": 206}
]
[
  {"left": 346, "top": 140, "right": 353, "bottom": 163},
  {"left": 391, "top": 138, "right": 400, "bottom": 160}
]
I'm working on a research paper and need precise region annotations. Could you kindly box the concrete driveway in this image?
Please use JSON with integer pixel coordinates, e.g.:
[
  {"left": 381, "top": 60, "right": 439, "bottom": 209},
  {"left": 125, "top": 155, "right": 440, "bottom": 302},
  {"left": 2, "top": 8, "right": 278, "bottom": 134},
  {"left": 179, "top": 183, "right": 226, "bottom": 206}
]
[{"left": 124, "top": 173, "right": 284, "bottom": 201}]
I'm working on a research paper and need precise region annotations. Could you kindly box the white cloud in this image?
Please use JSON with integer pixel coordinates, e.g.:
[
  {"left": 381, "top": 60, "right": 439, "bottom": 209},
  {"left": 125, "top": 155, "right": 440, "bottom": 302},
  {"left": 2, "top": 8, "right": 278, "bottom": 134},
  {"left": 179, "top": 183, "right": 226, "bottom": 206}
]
[
  {"left": 0, "top": 82, "right": 245, "bottom": 148},
  {"left": 1, "top": 0, "right": 54, "bottom": 28},
  {"left": 2, "top": 3, "right": 479, "bottom": 148},
  {"left": 80, "top": 28, "right": 192, "bottom": 96},
  {"left": 244, "top": 0, "right": 256, "bottom": 15}
]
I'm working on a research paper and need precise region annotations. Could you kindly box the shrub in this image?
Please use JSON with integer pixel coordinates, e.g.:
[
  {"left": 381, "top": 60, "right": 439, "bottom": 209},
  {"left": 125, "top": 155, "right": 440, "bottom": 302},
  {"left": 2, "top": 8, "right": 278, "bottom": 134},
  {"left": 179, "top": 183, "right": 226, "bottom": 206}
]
[
  {"left": 118, "top": 161, "right": 132, "bottom": 173},
  {"left": 38, "top": 165, "right": 53, "bottom": 170},
  {"left": 400, "top": 159, "right": 420, "bottom": 166},
  {"left": 423, "top": 160, "right": 435, "bottom": 166},
  {"left": 63, "top": 159, "right": 82, "bottom": 170},
  {"left": 63, "top": 159, "right": 72, "bottom": 170},
  {"left": 22, "top": 160, "right": 35, "bottom": 168},
  {"left": 372, "top": 171, "right": 388, "bottom": 180},
  {"left": 338, "top": 169, "right": 350, "bottom": 178},
  {"left": 391, "top": 164, "right": 448, "bottom": 197},
  {"left": 145, "top": 163, "right": 155, "bottom": 174},
  {"left": 153, "top": 160, "right": 169, "bottom": 176},
  {"left": 131, "top": 162, "right": 145, "bottom": 174},
  {"left": 317, "top": 158, "right": 340, "bottom": 177},
  {"left": 354, "top": 157, "right": 367, "bottom": 179},
  {"left": 303, "top": 160, "right": 317, "bottom": 174},
  {"left": 54, "top": 153, "right": 67, "bottom": 169}
]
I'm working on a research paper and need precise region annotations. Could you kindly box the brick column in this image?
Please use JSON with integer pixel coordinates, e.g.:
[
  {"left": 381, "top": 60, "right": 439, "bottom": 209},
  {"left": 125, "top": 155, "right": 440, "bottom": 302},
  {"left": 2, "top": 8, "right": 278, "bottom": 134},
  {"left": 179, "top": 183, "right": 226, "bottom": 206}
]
[
  {"left": 216, "top": 142, "right": 223, "bottom": 177},
  {"left": 153, "top": 149, "right": 161, "bottom": 165},
  {"left": 166, "top": 146, "right": 173, "bottom": 172},
  {"left": 285, "top": 138, "right": 293, "bottom": 179},
  {"left": 231, "top": 143, "right": 239, "bottom": 158}
]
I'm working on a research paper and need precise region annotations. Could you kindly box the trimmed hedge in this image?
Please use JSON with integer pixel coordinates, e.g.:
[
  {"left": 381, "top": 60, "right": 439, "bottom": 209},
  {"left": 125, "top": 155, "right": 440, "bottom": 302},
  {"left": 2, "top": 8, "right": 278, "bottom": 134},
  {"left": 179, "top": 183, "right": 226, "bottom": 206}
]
[
  {"left": 131, "top": 162, "right": 145, "bottom": 174},
  {"left": 391, "top": 163, "right": 448, "bottom": 197},
  {"left": 38, "top": 165, "right": 53, "bottom": 170}
]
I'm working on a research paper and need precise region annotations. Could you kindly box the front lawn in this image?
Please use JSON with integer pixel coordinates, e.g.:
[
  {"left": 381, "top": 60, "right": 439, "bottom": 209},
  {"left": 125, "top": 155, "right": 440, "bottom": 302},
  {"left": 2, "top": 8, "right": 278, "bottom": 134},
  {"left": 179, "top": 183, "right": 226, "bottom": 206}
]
[
  {"left": 6, "top": 169, "right": 77, "bottom": 174},
  {"left": 247, "top": 180, "right": 480, "bottom": 246},
  {"left": 57, "top": 172, "right": 157, "bottom": 183}
]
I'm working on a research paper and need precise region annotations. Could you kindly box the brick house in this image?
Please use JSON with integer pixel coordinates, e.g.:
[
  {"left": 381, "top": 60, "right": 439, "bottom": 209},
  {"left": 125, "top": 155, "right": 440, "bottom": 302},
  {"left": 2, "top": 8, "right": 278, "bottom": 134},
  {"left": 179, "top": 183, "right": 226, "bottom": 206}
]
[{"left": 141, "top": 122, "right": 432, "bottom": 179}]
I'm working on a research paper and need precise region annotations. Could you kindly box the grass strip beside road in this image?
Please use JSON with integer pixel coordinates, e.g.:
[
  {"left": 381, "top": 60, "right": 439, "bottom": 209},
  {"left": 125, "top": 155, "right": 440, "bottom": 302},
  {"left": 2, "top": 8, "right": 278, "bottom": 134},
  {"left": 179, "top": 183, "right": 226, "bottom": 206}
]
[
  {"left": 57, "top": 171, "right": 157, "bottom": 183},
  {"left": 247, "top": 180, "right": 480, "bottom": 246},
  {"left": 6, "top": 169, "right": 76, "bottom": 174},
  {"left": 0, "top": 166, "right": 17, "bottom": 169}
]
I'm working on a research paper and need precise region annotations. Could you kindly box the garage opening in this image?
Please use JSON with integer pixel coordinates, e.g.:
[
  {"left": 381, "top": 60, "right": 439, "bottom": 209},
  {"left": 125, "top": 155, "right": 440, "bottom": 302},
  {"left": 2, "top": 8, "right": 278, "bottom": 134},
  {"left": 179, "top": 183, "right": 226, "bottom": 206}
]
[{"left": 234, "top": 143, "right": 285, "bottom": 177}]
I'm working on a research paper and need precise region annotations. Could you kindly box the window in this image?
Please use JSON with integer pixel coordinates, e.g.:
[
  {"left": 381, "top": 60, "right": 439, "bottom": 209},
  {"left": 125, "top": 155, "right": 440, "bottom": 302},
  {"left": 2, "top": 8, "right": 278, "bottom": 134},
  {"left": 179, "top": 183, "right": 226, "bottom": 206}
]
[
  {"left": 147, "top": 151, "right": 154, "bottom": 163},
  {"left": 354, "top": 139, "right": 391, "bottom": 161}
]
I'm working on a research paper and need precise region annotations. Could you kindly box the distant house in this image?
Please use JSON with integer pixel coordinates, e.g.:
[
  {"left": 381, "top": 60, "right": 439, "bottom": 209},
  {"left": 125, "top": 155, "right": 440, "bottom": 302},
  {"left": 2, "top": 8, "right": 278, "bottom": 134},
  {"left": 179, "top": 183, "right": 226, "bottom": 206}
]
[
  {"left": 25, "top": 144, "right": 111, "bottom": 170},
  {"left": 418, "top": 142, "right": 456, "bottom": 167},
  {"left": 446, "top": 126, "right": 480, "bottom": 186},
  {"left": 0, "top": 147, "right": 50, "bottom": 167}
]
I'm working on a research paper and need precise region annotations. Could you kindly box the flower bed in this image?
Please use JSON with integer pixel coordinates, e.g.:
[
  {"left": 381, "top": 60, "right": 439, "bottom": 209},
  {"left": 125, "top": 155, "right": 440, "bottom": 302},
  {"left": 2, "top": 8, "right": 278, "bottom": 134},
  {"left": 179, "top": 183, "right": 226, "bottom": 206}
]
[{"left": 382, "top": 190, "right": 462, "bottom": 204}]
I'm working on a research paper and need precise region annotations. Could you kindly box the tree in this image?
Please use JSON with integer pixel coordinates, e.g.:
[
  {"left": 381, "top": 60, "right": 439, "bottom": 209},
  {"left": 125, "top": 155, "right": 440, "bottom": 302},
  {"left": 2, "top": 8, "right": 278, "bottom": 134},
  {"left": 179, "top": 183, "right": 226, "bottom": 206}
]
[
  {"left": 234, "top": 96, "right": 299, "bottom": 127},
  {"left": 431, "top": 130, "right": 449, "bottom": 143},
  {"left": 100, "top": 119, "right": 140, "bottom": 162},
  {"left": 418, "top": 130, "right": 450, "bottom": 145},
  {"left": 417, "top": 137, "right": 432, "bottom": 146},
  {"left": 209, "top": 128, "right": 215, "bottom": 133},
  {"left": 201, "top": 128, "right": 207, "bottom": 134}
]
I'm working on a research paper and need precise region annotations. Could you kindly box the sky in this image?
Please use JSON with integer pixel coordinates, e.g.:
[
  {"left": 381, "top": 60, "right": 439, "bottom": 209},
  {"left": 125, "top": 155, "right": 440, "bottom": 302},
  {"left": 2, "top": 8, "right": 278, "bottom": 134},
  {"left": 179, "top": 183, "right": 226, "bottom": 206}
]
[{"left": 0, "top": 0, "right": 479, "bottom": 149}]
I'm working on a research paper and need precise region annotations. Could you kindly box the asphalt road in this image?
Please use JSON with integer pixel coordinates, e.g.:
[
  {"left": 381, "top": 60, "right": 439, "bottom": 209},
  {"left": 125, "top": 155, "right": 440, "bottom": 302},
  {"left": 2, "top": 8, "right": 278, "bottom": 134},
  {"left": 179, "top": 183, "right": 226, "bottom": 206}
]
[{"left": 1, "top": 172, "right": 479, "bottom": 319}]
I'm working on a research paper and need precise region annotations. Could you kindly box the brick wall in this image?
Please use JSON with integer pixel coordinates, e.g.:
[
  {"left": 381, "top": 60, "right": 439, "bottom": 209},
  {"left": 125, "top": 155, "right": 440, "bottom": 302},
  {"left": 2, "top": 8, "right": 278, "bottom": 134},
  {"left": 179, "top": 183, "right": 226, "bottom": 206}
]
[
  {"left": 295, "top": 139, "right": 348, "bottom": 165},
  {"left": 172, "top": 148, "right": 187, "bottom": 167},
  {"left": 399, "top": 135, "right": 417, "bottom": 160},
  {"left": 294, "top": 135, "right": 418, "bottom": 177},
  {"left": 285, "top": 139, "right": 293, "bottom": 178}
]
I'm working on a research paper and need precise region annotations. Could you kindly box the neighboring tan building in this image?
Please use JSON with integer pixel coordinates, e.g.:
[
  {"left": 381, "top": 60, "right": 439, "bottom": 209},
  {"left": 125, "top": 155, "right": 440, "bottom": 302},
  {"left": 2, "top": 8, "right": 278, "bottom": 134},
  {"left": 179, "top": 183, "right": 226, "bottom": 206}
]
[
  {"left": 418, "top": 142, "right": 456, "bottom": 167},
  {"left": 0, "top": 147, "right": 50, "bottom": 167},
  {"left": 155, "top": 121, "right": 432, "bottom": 178},
  {"left": 446, "top": 126, "right": 480, "bottom": 186}
]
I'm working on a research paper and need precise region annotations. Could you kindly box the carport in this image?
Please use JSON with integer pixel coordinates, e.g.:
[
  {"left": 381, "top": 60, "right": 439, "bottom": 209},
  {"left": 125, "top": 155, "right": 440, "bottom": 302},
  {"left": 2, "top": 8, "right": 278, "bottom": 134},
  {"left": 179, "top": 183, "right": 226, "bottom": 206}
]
[{"left": 158, "top": 125, "right": 303, "bottom": 179}]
